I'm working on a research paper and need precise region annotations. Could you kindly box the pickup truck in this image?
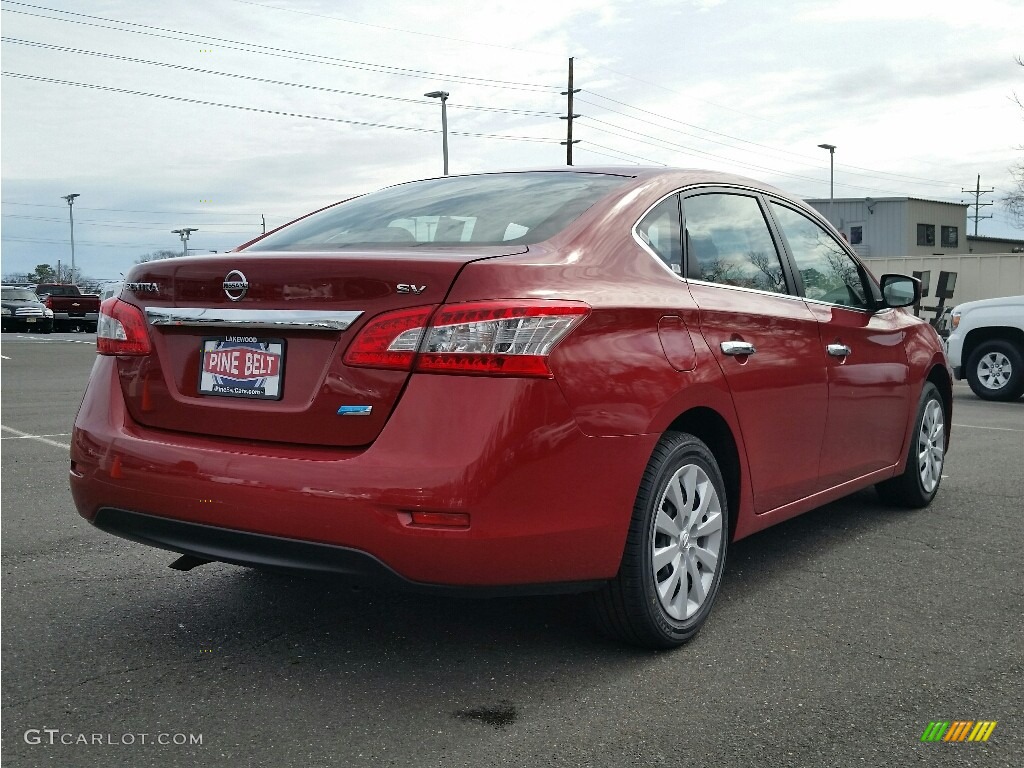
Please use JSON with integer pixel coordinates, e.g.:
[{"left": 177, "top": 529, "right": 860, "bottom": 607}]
[
  {"left": 34, "top": 283, "right": 101, "bottom": 333},
  {"left": 945, "top": 295, "right": 1024, "bottom": 401}
]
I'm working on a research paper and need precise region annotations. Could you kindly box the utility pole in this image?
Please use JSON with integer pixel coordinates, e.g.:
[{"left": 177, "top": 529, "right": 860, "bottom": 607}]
[
  {"left": 817, "top": 144, "right": 836, "bottom": 224},
  {"left": 261, "top": 214, "right": 266, "bottom": 235},
  {"left": 172, "top": 227, "right": 198, "bottom": 258},
  {"left": 61, "top": 193, "right": 80, "bottom": 282},
  {"left": 961, "top": 175, "right": 993, "bottom": 236},
  {"left": 560, "top": 57, "right": 581, "bottom": 165}
]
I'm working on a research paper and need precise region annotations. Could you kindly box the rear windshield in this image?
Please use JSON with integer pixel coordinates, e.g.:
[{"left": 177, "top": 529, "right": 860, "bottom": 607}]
[
  {"left": 246, "top": 172, "right": 631, "bottom": 251},
  {"left": 2, "top": 289, "right": 38, "bottom": 301}
]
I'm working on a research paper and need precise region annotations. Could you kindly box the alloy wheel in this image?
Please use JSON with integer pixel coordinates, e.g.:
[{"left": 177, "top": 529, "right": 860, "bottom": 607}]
[
  {"left": 918, "top": 399, "right": 944, "bottom": 494},
  {"left": 651, "top": 463, "right": 724, "bottom": 621},
  {"left": 977, "top": 351, "right": 1012, "bottom": 391}
]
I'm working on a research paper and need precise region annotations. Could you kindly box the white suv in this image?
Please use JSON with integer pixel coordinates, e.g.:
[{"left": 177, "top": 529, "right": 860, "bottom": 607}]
[{"left": 945, "top": 295, "right": 1024, "bottom": 401}]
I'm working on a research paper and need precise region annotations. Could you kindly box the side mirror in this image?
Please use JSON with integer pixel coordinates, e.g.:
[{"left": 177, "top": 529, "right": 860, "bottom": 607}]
[{"left": 879, "top": 274, "right": 920, "bottom": 308}]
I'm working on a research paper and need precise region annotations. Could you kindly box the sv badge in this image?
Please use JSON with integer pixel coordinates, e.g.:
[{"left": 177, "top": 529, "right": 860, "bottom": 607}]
[{"left": 396, "top": 283, "right": 427, "bottom": 295}]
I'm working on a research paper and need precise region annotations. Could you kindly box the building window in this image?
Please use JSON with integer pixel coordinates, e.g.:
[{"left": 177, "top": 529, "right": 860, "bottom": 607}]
[
  {"left": 849, "top": 225, "right": 863, "bottom": 245},
  {"left": 941, "top": 226, "right": 958, "bottom": 248},
  {"left": 917, "top": 224, "right": 935, "bottom": 246}
]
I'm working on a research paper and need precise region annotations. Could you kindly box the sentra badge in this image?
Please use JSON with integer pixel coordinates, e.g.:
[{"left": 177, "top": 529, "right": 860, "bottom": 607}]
[{"left": 125, "top": 282, "right": 159, "bottom": 293}]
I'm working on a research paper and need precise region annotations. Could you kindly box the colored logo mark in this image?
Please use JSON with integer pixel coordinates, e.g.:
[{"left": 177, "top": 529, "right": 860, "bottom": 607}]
[{"left": 920, "top": 721, "right": 997, "bottom": 742}]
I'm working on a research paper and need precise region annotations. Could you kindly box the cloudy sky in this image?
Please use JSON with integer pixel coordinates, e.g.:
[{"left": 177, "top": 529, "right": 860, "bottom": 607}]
[{"left": 1, "top": 0, "right": 1022, "bottom": 282}]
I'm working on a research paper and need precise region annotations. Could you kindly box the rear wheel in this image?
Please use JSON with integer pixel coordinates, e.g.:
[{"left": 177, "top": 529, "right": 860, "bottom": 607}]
[
  {"left": 966, "top": 340, "right": 1024, "bottom": 401},
  {"left": 876, "top": 382, "right": 945, "bottom": 508},
  {"left": 591, "top": 432, "right": 729, "bottom": 648}
]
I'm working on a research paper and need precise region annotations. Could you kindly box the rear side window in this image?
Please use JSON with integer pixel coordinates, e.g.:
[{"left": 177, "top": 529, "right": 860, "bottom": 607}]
[
  {"left": 636, "top": 195, "right": 682, "bottom": 273},
  {"left": 770, "top": 203, "right": 870, "bottom": 309},
  {"left": 247, "top": 172, "right": 630, "bottom": 251},
  {"left": 682, "top": 193, "right": 788, "bottom": 294}
]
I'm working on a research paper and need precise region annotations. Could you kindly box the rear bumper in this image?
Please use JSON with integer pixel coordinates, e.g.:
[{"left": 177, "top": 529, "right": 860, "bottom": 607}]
[
  {"left": 71, "top": 356, "right": 656, "bottom": 588},
  {"left": 92, "top": 508, "right": 603, "bottom": 595}
]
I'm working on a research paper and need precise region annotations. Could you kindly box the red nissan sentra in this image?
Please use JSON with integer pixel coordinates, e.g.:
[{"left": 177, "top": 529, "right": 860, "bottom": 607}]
[{"left": 70, "top": 169, "right": 951, "bottom": 648}]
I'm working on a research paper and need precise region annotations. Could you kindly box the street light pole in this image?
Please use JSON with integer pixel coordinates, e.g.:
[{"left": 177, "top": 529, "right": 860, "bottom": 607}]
[
  {"left": 817, "top": 143, "right": 836, "bottom": 225},
  {"left": 61, "top": 193, "right": 81, "bottom": 282},
  {"left": 424, "top": 90, "right": 450, "bottom": 175},
  {"left": 171, "top": 227, "right": 198, "bottom": 258}
]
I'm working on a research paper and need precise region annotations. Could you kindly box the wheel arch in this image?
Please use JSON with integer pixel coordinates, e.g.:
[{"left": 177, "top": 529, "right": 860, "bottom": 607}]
[
  {"left": 925, "top": 363, "right": 953, "bottom": 450},
  {"left": 963, "top": 326, "right": 1024, "bottom": 365},
  {"left": 665, "top": 406, "right": 742, "bottom": 543}
]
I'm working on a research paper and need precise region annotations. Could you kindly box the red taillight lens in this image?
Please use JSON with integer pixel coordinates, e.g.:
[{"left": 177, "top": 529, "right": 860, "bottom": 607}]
[
  {"left": 344, "top": 300, "right": 589, "bottom": 377},
  {"left": 96, "top": 298, "right": 152, "bottom": 356},
  {"left": 342, "top": 306, "right": 434, "bottom": 370}
]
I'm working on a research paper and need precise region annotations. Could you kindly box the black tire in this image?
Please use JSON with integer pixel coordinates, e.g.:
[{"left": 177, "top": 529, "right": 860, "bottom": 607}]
[
  {"left": 965, "top": 340, "right": 1024, "bottom": 401},
  {"left": 591, "top": 432, "right": 730, "bottom": 649},
  {"left": 876, "top": 382, "right": 946, "bottom": 508}
]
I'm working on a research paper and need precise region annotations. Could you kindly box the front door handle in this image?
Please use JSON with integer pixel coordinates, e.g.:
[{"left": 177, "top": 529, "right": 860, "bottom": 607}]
[
  {"left": 721, "top": 340, "right": 756, "bottom": 356},
  {"left": 827, "top": 343, "right": 852, "bottom": 358}
]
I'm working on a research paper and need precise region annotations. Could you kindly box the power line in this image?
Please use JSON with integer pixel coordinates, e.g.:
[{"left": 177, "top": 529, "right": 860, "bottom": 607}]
[
  {"left": 579, "top": 89, "right": 958, "bottom": 189},
  {"left": 1, "top": 201, "right": 267, "bottom": 217},
  {"left": 0, "top": 37, "right": 562, "bottom": 117},
  {"left": 2, "top": 235, "right": 211, "bottom": 248},
  {"left": 0, "top": 2, "right": 561, "bottom": 92},
  {"left": 228, "top": 0, "right": 559, "bottom": 59},
  {"left": 576, "top": 115, "right": 953, "bottom": 196},
  {"left": 577, "top": 117, "right": 841, "bottom": 186},
  {"left": 2, "top": 213, "right": 257, "bottom": 232},
  {"left": 2, "top": 72, "right": 559, "bottom": 144},
  {"left": 577, "top": 141, "right": 666, "bottom": 166}
]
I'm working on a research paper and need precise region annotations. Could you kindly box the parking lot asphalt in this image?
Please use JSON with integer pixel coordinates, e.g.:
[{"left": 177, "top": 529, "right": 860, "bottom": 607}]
[{"left": 2, "top": 331, "right": 1021, "bottom": 768}]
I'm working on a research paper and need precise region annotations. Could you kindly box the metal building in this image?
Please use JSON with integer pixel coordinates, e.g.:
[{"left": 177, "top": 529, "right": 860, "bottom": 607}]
[{"left": 804, "top": 197, "right": 1024, "bottom": 257}]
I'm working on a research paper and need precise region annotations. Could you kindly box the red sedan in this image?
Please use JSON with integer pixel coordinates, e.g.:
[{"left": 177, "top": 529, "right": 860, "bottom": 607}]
[{"left": 70, "top": 169, "right": 951, "bottom": 648}]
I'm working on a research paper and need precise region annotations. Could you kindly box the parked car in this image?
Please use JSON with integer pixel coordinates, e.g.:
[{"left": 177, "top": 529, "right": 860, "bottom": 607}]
[
  {"left": 945, "top": 295, "right": 1024, "bottom": 401},
  {"left": 1, "top": 286, "right": 54, "bottom": 333},
  {"left": 34, "top": 283, "right": 101, "bottom": 332},
  {"left": 70, "top": 169, "right": 951, "bottom": 648}
]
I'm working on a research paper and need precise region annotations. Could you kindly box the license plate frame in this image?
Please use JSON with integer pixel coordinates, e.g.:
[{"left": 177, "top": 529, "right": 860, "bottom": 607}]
[{"left": 198, "top": 336, "right": 286, "bottom": 400}]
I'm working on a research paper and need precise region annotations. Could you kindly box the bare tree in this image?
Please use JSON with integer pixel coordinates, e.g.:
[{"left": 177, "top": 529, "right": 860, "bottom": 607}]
[
  {"left": 136, "top": 249, "right": 181, "bottom": 264},
  {"left": 746, "top": 251, "right": 786, "bottom": 293},
  {"left": 1005, "top": 161, "right": 1024, "bottom": 229},
  {"left": 1003, "top": 56, "right": 1024, "bottom": 228}
]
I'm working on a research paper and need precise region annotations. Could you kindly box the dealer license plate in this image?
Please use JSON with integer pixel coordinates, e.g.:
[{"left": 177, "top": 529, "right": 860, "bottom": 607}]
[{"left": 198, "top": 337, "right": 285, "bottom": 400}]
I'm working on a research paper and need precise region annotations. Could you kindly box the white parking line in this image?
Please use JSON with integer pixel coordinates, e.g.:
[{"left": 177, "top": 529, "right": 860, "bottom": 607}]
[
  {"left": 0, "top": 425, "right": 71, "bottom": 449},
  {"left": 1, "top": 355, "right": 10, "bottom": 360},
  {"left": 952, "top": 423, "right": 1024, "bottom": 433},
  {"left": 6, "top": 335, "right": 96, "bottom": 345}
]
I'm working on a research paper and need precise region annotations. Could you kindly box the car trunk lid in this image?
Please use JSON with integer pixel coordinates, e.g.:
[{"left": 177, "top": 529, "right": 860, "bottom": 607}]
[{"left": 117, "top": 248, "right": 523, "bottom": 447}]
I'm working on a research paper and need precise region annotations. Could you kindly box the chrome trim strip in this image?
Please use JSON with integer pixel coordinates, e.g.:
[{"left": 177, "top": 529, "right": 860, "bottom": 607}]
[{"left": 145, "top": 307, "right": 362, "bottom": 331}]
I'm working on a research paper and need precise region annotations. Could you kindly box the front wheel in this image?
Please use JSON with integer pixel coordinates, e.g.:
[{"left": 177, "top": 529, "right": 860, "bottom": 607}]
[
  {"left": 591, "top": 432, "right": 729, "bottom": 649},
  {"left": 966, "top": 340, "right": 1024, "bottom": 401},
  {"left": 876, "top": 382, "right": 945, "bottom": 508}
]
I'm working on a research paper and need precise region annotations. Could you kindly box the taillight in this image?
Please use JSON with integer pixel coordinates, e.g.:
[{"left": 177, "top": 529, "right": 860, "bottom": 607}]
[
  {"left": 344, "top": 300, "right": 589, "bottom": 377},
  {"left": 96, "top": 298, "right": 152, "bottom": 356},
  {"left": 343, "top": 306, "right": 434, "bottom": 370}
]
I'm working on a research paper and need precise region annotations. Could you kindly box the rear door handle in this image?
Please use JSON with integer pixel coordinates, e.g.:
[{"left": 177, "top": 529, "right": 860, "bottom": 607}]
[
  {"left": 827, "top": 343, "right": 852, "bottom": 358},
  {"left": 721, "top": 341, "right": 756, "bottom": 356}
]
